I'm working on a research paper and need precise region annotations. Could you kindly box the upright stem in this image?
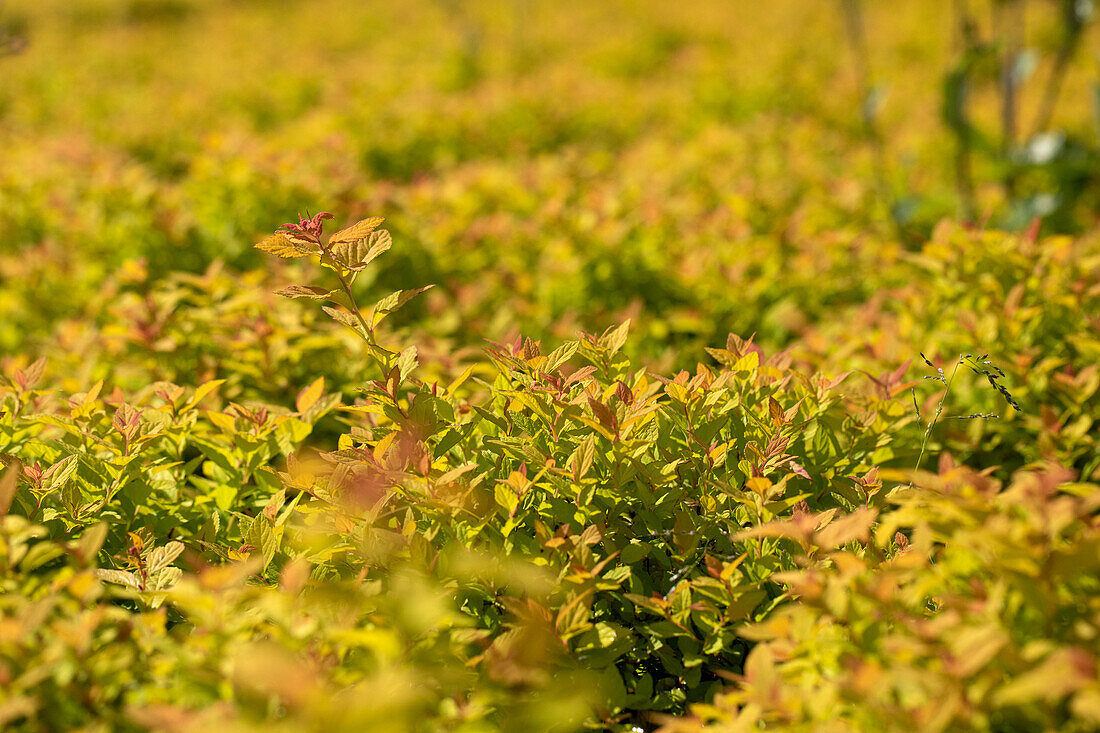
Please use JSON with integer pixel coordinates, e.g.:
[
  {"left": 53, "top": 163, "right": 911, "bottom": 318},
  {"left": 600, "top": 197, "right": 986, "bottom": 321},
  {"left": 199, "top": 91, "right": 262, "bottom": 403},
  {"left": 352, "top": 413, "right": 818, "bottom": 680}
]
[
  {"left": 997, "top": 0, "right": 1025, "bottom": 199},
  {"left": 328, "top": 267, "right": 399, "bottom": 382},
  {"left": 948, "top": 0, "right": 979, "bottom": 221},
  {"left": 839, "top": 0, "right": 902, "bottom": 236},
  {"left": 1031, "top": 0, "right": 1086, "bottom": 136},
  {"left": 335, "top": 272, "right": 375, "bottom": 343},
  {"left": 998, "top": 1, "right": 1022, "bottom": 151},
  {"left": 914, "top": 356, "right": 963, "bottom": 474}
]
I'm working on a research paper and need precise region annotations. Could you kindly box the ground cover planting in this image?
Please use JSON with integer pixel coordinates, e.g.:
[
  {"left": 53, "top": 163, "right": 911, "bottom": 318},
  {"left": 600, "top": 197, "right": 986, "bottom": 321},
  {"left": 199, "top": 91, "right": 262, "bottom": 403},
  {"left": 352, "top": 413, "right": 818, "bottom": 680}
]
[{"left": 1, "top": 0, "right": 1099, "bottom": 730}]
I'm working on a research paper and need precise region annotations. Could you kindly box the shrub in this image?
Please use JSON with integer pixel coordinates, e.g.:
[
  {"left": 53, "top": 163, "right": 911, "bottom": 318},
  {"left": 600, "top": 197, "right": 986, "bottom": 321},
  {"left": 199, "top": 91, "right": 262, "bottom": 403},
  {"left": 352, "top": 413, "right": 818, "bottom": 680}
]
[{"left": 662, "top": 463, "right": 1100, "bottom": 732}]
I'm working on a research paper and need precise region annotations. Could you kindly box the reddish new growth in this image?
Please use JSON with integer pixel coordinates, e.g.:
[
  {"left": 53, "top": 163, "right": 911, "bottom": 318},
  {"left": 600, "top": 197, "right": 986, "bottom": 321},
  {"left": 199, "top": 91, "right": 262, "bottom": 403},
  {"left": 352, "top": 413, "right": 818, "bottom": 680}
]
[
  {"left": 278, "top": 211, "right": 333, "bottom": 242},
  {"left": 22, "top": 462, "right": 42, "bottom": 491}
]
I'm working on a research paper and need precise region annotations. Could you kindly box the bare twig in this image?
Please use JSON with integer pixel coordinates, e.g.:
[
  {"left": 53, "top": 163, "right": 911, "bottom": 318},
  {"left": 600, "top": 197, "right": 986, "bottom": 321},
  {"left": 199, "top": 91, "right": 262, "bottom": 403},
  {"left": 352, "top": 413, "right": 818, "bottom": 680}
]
[
  {"left": 1032, "top": 0, "right": 1087, "bottom": 136},
  {"left": 946, "top": 0, "right": 981, "bottom": 222},
  {"left": 838, "top": 0, "right": 902, "bottom": 236},
  {"left": 997, "top": 0, "right": 1026, "bottom": 157}
]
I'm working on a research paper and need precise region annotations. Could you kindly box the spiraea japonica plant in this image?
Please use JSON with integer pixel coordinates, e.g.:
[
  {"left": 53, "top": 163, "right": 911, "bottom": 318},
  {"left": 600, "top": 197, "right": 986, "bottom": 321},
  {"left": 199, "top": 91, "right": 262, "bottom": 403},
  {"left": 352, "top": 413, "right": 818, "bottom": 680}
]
[
  {"left": 0, "top": 202, "right": 1096, "bottom": 732},
  {"left": 662, "top": 462, "right": 1100, "bottom": 733},
  {"left": 255, "top": 211, "right": 434, "bottom": 378},
  {"left": 0, "top": 215, "right": 594, "bottom": 731},
  {"left": 4, "top": 0, "right": 1100, "bottom": 727},
  {"left": 253, "top": 213, "right": 917, "bottom": 726}
]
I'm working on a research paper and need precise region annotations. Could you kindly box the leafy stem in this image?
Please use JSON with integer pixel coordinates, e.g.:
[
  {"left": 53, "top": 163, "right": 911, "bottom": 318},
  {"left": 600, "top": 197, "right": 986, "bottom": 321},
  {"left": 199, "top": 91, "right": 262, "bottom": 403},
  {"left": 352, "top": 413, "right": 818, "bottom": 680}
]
[
  {"left": 330, "top": 263, "right": 375, "bottom": 343},
  {"left": 256, "top": 212, "right": 433, "bottom": 381}
]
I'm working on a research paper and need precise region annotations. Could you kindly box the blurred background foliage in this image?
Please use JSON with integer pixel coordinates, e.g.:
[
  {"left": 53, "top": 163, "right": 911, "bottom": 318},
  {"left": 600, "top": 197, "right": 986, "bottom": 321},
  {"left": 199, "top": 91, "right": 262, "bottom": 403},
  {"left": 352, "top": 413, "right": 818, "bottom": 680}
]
[
  {"left": 3, "top": 0, "right": 1098, "bottom": 478},
  {"left": 2, "top": 0, "right": 1099, "bottom": 356}
]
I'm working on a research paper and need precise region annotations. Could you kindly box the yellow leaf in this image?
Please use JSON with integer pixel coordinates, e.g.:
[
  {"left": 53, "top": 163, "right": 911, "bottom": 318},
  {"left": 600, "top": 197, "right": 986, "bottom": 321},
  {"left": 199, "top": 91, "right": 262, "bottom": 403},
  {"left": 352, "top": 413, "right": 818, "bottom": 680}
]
[
  {"left": 184, "top": 379, "right": 226, "bottom": 413},
  {"left": 373, "top": 431, "right": 397, "bottom": 463},
  {"left": 950, "top": 624, "right": 1009, "bottom": 677},
  {"left": 207, "top": 411, "right": 237, "bottom": 433},
  {"left": 331, "top": 229, "right": 392, "bottom": 271},
  {"left": 328, "top": 217, "right": 385, "bottom": 244},
  {"left": 446, "top": 365, "right": 475, "bottom": 396},
  {"left": 1072, "top": 689, "right": 1100, "bottom": 723},
  {"left": 720, "top": 553, "right": 748, "bottom": 581},
  {"left": 274, "top": 285, "right": 334, "bottom": 300},
  {"left": 814, "top": 507, "right": 878, "bottom": 549},
  {"left": 438, "top": 464, "right": 477, "bottom": 484},
  {"left": 746, "top": 477, "right": 772, "bottom": 495},
  {"left": 255, "top": 233, "right": 315, "bottom": 259},
  {"left": 599, "top": 319, "right": 631, "bottom": 355},
  {"left": 296, "top": 377, "right": 325, "bottom": 413},
  {"left": 733, "top": 352, "right": 760, "bottom": 373},
  {"left": 0, "top": 461, "right": 20, "bottom": 517},
  {"left": 993, "top": 647, "right": 1096, "bottom": 705}
]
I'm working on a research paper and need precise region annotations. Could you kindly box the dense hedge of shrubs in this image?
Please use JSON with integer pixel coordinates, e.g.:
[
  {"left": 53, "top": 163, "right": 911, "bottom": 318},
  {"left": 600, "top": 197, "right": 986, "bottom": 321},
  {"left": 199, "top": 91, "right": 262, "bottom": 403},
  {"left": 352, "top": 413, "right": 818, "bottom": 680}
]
[
  {"left": 3, "top": 215, "right": 1098, "bottom": 730},
  {"left": 2, "top": 0, "right": 1099, "bottom": 730}
]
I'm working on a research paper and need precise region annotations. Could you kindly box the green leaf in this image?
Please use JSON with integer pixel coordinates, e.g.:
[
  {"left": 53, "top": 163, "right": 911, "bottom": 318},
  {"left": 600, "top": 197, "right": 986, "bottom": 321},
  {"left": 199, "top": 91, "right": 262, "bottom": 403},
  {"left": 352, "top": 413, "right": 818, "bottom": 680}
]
[
  {"left": 95, "top": 569, "right": 141, "bottom": 590},
  {"left": 576, "top": 622, "right": 635, "bottom": 668},
  {"left": 621, "top": 542, "right": 650, "bottom": 565},
  {"left": 146, "top": 541, "right": 184, "bottom": 574},
  {"left": 150, "top": 566, "right": 182, "bottom": 593},
  {"left": 397, "top": 346, "right": 419, "bottom": 382},
  {"left": 494, "top": 482, "right": 519, "bottom": 516},
  {"left": 77, "top": 523, "right": 109, "bottom": 561},
  {"left": 597, "top": 666, "right": 627, "bottom": 712},
  {"left": 569, "top": 435, "right": 596, "bottom": 480},
  {"left": 322, "top": 306, "right": 362, "bottom": 331},
  {"left": 599, "top": 320, "right": 631, "bottom": 355},
  {"left": 247, "top": 514, "right": 280, "bottom": 571},
  {"left": 544, "top": 341, "right": 579, "bottom": 372},
  {"left": 44, "top": 454, "right": 80, "bottom": 492},
  {"left": 372, "top": 286, "right": 435, "bottom": 320}
]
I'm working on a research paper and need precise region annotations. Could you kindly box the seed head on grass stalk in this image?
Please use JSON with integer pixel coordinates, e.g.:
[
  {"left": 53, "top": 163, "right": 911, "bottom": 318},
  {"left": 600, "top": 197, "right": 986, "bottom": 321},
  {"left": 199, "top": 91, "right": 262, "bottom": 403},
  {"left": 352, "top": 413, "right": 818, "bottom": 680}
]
[{"left": 910, "top": 351, "right": 1021, "bottom": 478}]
